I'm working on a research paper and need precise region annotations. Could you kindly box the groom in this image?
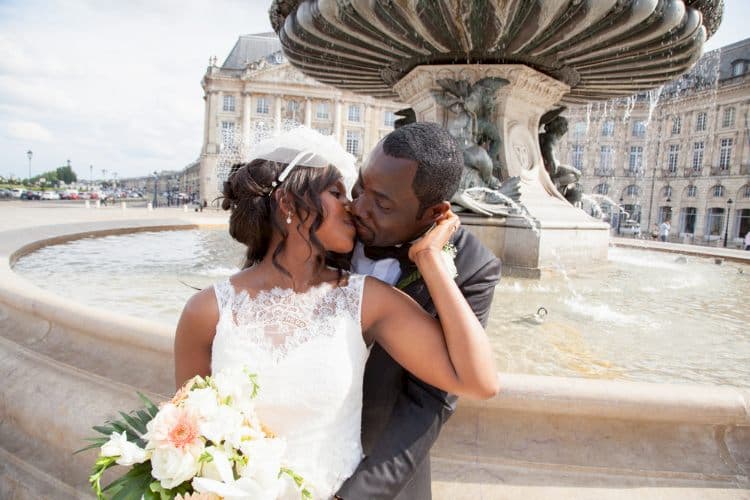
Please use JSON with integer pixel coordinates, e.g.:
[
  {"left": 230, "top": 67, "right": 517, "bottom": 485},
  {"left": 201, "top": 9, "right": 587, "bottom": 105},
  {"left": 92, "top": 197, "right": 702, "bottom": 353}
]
[{"left": 336, "top": 122, "right": 501, "bottom": 499}]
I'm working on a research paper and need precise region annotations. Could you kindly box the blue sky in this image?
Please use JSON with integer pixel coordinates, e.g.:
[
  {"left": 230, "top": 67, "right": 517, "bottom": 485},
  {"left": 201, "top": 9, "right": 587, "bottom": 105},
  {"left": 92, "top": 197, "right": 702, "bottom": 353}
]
[{"left": 0, "top": 0, "right": 747, "bottom": 181}]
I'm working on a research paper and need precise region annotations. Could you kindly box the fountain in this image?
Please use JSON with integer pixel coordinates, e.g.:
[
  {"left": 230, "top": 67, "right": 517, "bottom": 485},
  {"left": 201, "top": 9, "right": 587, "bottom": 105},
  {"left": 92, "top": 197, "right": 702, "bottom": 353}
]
[{"left": 268, "top": 0, "right": 723, "bottom": 276}]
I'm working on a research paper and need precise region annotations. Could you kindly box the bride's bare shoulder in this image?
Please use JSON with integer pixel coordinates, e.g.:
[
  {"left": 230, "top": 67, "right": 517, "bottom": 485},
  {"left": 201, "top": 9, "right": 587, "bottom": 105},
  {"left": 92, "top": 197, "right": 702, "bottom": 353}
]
[{"left": 179, "top": 286, "right": 220, "bottom": 329}]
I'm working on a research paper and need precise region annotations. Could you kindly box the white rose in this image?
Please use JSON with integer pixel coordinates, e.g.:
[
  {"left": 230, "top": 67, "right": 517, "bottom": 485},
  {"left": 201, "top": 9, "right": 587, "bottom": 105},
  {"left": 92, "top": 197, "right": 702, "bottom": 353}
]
[
  {"left": 193, "top": 476, "right": 270, "bottom": 500},
  {"left": 183, "top": 387, "right": 220, "bottom": 421},
  {"left": 199, "top": 405, "right": 245, "bottom": 446},
  {"left": 237, "top": 437, "right": 286, "bottom": 493},
  {"left": 100, "top": 431, "right": 148, "bottom": 466},
  {"left": 212, "top": 368, "right": 257, "bottom": 414},
  {"left": 150, "top": 443, "right": 204, "bottom": 489},
  {"left": 198, "top": 446, "right": 234, "bottom": 482}
]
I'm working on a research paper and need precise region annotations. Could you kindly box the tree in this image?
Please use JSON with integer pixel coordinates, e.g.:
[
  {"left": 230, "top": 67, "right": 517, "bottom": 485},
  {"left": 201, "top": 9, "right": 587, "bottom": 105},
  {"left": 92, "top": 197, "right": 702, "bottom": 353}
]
[{"left": 56, "top": 165, "right": 77, "bottom": 184}]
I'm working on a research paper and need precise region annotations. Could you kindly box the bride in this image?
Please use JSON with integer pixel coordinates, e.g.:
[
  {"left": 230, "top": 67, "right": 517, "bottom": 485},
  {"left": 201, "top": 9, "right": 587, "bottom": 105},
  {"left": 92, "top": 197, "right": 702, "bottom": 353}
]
[{"left": 173, "top": 129, "right": 499, "bottom": 499}]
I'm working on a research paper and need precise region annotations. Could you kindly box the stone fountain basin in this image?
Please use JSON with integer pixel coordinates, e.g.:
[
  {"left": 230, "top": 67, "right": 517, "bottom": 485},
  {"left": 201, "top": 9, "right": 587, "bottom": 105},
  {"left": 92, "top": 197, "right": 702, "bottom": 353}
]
[{"left": 0, "top": 216, "right": 747, "bottom": 499}]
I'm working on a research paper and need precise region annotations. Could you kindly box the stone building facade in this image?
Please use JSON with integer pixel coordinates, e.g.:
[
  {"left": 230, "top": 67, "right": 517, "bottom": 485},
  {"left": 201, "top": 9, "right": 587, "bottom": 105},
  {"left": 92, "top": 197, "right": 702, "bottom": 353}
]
[
  {"left": 197, "top": 33, "right": 402, "bottom": 204},
  {"left": 558, "top": 38, "right": 750, "bottom": 247}
]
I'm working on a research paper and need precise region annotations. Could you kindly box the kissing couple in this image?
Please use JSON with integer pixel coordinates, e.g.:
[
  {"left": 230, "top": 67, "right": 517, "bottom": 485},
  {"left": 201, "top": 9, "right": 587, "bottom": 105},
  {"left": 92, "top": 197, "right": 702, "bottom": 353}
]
[{"left": 174, "top": 122, "right": 502, "bottom": 499}]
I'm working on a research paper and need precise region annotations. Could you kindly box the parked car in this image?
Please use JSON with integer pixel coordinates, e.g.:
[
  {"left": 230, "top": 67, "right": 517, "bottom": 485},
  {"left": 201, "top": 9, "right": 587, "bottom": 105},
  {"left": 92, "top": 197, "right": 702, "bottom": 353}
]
[
  {"left": 0, "top": 189, "right": 12, "bottom": 198},
  {"left": 11, "top": 188, "right": 24, "bottom": 198},
  {"left": 41, "top": 191, "right": 61, "bottom": 200},
  {"left": 21, "top": 190, "right": 41, "bottom": 200},
  {"left": 618, "top": 221, "right": 642, "bottom": 236}
]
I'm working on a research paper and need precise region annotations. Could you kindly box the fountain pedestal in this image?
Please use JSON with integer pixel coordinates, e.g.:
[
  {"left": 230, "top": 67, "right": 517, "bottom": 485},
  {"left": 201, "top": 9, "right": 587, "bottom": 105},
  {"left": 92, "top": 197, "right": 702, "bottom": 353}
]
[{"left": 394, "top": 65, "right": 609, "bottom": 276}]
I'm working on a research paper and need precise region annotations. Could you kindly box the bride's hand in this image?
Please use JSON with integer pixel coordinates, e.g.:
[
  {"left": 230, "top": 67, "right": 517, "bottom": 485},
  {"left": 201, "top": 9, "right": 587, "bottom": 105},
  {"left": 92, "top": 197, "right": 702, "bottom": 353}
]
[{"left": 408, "top": 210, "right": 460, "bottom": 264}]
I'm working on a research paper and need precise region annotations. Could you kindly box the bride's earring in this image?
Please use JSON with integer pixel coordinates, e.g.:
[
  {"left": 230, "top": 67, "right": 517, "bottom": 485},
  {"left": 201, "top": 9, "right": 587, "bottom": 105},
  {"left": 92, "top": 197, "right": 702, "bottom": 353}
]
[{"left": 286, "top": 211, "right": 292, "bottom": 225}]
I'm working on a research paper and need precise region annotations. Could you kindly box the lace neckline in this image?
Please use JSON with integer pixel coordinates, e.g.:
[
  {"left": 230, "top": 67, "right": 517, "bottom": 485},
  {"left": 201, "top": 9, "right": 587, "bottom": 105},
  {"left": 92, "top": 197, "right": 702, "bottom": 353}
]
[
  {"left": 226, "top": 273, "right": 351, "bottom": 302},
  {"left": 213, "top": 273, "right": 364, "bottom": 364}
]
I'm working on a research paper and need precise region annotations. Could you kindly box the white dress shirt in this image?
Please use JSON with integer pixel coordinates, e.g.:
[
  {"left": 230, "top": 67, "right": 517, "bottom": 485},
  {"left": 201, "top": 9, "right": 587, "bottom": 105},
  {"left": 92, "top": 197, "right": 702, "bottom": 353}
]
[{"left": 351, "top": 241, "right": 402, "bottom": 286}]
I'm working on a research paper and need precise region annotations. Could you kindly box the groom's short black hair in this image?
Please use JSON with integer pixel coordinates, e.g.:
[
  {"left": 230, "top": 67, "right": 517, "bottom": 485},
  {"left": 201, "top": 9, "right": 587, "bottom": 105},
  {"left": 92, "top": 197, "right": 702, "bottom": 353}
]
[{"left": 381, "top": 122, "right": 463, "bottom": 216}]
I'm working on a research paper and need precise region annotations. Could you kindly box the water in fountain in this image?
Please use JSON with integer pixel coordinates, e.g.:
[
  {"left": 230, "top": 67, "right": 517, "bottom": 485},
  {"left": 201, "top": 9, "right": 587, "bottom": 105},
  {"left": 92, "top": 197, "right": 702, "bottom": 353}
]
[
  {"left": 462, "top": 186, "right": 541, "bottom": 237},
  {"left": 15, "top": 229, "right": 749, "bottom": 387}
]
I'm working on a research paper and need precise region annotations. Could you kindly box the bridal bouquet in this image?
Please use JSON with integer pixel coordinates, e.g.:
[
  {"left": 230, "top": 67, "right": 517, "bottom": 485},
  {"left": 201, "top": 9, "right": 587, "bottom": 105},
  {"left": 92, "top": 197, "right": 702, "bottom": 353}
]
[{"left": 82, "top": 368, "right": 310, "bottom": 500}]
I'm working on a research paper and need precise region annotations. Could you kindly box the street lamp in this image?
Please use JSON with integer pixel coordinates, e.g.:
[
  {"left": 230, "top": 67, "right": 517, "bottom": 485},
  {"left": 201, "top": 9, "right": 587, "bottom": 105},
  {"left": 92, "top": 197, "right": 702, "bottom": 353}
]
[
  {"left": 617, "top": 196, "right": 624, "bottom": 235},
  {"left": 152, "top": 171, "right": 158, "bottom": 208},
  {"left": 26, "top": 150, "right": 33, "bottom": 183},
  {"left": 723, "top": 198, "right": 733, "bottom": 247}
]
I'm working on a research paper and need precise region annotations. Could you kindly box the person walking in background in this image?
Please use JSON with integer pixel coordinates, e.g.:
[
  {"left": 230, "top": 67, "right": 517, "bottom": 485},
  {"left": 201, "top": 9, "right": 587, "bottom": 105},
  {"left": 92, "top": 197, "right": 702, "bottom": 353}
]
[{"left": 659, "top": 220, "right": 671, "bottom": 242}]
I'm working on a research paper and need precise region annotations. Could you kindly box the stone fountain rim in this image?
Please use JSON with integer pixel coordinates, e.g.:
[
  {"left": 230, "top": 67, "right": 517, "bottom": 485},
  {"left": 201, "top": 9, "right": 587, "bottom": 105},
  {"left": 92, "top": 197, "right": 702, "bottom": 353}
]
[{"left": 1, "top": 218, "right": 748, "bottom": 424}]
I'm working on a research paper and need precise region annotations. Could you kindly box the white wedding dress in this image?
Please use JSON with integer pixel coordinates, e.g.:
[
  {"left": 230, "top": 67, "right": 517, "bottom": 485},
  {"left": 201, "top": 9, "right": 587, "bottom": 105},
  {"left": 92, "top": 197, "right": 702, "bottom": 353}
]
[{"left": 211, "top": 273, "right": 369, "bottom": 499}]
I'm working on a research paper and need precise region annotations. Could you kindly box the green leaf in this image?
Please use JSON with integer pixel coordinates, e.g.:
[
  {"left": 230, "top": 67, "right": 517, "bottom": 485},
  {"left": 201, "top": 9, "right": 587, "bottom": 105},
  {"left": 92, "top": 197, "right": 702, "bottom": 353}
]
[
  {"left": 93, "top": 424, "right": 115, "bottom": 436},
  {"left": 74, "top": 437, "right": 109, "bottom": 454},
  {"left": 396, "top": 269, "right": 421, "bottom": 290},
  {"left": 280, "top": 467, "right": 313, "bottom": 499},
  {"left": 137, "top": 409, "right": 153, "bottom": 424},
  {"left": 137, "top": 392, "right": 160, "bottom": 417},
  {"left": 107, "top": 462, "right": 153, "bottom": 500},
  {"left": 119, "top": 411, "right": 147, "bottom": 435}
]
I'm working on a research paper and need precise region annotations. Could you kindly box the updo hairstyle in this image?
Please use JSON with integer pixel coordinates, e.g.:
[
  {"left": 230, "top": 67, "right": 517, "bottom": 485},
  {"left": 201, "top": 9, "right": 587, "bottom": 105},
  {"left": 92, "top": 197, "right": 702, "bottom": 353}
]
[{"left": 221, "top": 158, "right": 350, "bottom": 275}]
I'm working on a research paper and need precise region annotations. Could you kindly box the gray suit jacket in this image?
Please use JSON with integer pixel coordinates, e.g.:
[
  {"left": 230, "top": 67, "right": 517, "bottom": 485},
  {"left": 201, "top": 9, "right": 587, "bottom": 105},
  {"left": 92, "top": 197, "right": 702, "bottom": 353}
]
[{"left": 336, "top": 227, "right": 501, "bottom": 499}]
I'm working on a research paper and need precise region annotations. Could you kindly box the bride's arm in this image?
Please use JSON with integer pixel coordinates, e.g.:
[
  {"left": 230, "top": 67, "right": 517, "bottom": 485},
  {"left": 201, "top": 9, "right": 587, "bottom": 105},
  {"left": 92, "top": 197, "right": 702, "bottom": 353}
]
[
  {"left": 173, "top": 288, "right": 219, "bottom": 389},
  {"left": 362, "top": 212, "right": 499, "bottom": 400}
]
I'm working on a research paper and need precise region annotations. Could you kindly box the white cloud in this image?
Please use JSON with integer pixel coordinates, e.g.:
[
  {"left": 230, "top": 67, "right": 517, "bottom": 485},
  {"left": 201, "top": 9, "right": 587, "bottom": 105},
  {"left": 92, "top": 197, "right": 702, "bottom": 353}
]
[
  {"left": 5, "top": 121, "right": 53, "bottom": 142},
  {"left": 0, "top": 0, "right": 271, "bottom": 179}
]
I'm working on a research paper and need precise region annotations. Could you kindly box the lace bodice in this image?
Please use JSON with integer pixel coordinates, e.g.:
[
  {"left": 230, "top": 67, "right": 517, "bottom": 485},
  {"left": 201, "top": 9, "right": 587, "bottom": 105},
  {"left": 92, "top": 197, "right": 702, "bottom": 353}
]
[{"left": 211, "top": 274, "right": 369, "bottom": 499}]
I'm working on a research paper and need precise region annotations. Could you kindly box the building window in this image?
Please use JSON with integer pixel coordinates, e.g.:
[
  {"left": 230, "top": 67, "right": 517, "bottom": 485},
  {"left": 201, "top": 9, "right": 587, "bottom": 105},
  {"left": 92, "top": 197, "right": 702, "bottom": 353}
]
[
  {"left": 384, "top": 111, "right": 396, "bottom": 127},
  {"left": 256, "top": 97, "right": 269, "bottom": 114},
  {"left": 622, "top": 204, "right": 641, "bottom": 223},
  {"left": 599, "top": 145, "right": 613, "bottom": 171},
  {"left": 731, "top": 60, "right": 747, "bottom": 77},
  {"left": 314, "top": 127, "right": 331, "bottom": 136},
  {"left": 706, "top": 207, "right": 725, "bottom": 237},
  {"left": 692, "top": 141, "right": 704, "bottom": 171},
  {"left": 713, "top": 184, "right": 725, "bottom": 197},
  {"left": 594, "top": 183, "right": 609, "bottom": 195},
  {"left": 220, "top": 121, "right": 235, "bottom": 145},
  {"left": 671, "top": 116, "right": 681, "bottom": 135},
  {"left": 695, "top": 112, "right": 707, "bottom": 132},
  {"left": 316, "top": 102, "right": 329, "bottom": 120},
  {"left": 628, "top": 146, "right": 643, "bottom": 173},
  {"left": 719, "top": 138, "right": 733, "bottom": 170},
  {"left": 680, "top": 207, "right": 697, "bottom": 234},
  {"left": 573, "top": 122, "right": 586, "bottom": 138},
  {"left": 345, "top": 130, "right": 361, "bottom": 156},
  {"left": 687, "top": 185, "right": 697, "bottom": 198},
  {"left": 601, "top": 120, "right": 615, "bottom": 137},
  {"left": 223, "top": 95, "right": 235, "bottom": 112},
  {"left": 662, "top": 185, "right": 672, "bottom": 198},
  {"left": 571, "top": 145, "right": 584, "bottom": 170},
  {"left": 658, "top": 206, "right": 673, "bottom": 225},
  {"left": 625, "top": 184, "right": 640, "bottom": 197},
  {"left": 631, "top": 120, "right": 646, "bottom": 137},
  {"left": 744, "top": 185, "right": 750, "bottom": 198},
  {"left": 285, "top": 100, "right": 302, "bottom": 122},
  {"left": 722, "top": 107, "right": 735, "bottom": 128},
  {"left": 667, "top": 144, "right": 679, "bottom": 173},
  {"left": 348, "top": 104, "right": 361, "bottom": 122}
]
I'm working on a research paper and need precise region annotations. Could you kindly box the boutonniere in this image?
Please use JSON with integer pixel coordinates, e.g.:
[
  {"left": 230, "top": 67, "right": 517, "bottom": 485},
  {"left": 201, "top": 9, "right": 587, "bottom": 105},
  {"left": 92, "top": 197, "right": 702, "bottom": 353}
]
[{"left": 396, "top": 243, "right": 458, "bottom": 290}]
